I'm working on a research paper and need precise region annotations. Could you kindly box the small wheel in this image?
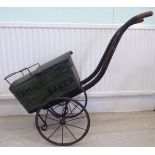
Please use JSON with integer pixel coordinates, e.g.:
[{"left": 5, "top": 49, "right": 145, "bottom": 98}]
[
  {"left": 35, "top": 97, "right": 90, "bottom": 146},
  {"left": 73, "top": 89, "right": 87, "bottom": 108},
  {"left": 50, "top": 90, "right": 87, "bottom": 118}
]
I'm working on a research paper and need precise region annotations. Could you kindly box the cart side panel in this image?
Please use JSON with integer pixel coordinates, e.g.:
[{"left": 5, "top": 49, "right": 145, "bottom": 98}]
[{"left": 9, "top": 59, "right": 81, "bottom": 113}]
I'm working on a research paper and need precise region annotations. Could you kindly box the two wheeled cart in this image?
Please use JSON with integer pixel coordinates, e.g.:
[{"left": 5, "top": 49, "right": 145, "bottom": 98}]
[{"left": 4, "top": 11, "right": 153, "bottom": 146}]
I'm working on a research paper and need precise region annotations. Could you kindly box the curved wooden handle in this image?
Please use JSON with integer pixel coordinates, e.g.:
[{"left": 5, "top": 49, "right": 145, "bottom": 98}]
[
  {"left": 135, "top": 18, "right": 144, "bottom": 24},
  {"left": 81, "top": 11, "right": 153, "bottom": 89},
  {"left": 136, "top": 11, "right": 153, "bottom": 20}
]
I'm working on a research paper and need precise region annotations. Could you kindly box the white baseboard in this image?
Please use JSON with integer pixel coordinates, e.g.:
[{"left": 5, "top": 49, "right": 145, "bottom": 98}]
[
  {"left": 0, "top": 92, "right": 155, "bottom": 116},
  {"left": 87, "top": 95, "right": 155, "bottom": 112}
]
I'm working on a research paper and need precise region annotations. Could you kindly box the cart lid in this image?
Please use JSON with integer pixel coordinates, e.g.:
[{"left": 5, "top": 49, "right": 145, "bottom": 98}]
[
  {"left": 34, "top": 51, "right": 73, "bottom": 74},
  {"left": 10, "top": 51, "right": 73, "bottom": 88}
]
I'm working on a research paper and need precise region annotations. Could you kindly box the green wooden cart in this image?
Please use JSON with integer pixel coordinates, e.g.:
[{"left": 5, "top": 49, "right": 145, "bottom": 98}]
[{"left": 5, "top": 11, "right": 153, "bottom": 146}]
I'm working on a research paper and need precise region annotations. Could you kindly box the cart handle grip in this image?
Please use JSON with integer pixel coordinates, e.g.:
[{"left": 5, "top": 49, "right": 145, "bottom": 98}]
[{"left": 136, "top": 11, "right": 153, "bottom": 20}]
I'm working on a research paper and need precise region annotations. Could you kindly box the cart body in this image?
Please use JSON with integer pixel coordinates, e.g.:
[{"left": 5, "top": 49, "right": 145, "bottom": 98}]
[
  {"left": 9, "top": 51, "right": 81, "bottom": 113},
  {"left": 4, "top": 11, "right": 153, "bottom": 146}
]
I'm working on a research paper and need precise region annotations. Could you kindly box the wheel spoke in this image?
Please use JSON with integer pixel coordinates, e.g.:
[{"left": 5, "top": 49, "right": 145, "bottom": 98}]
[
  {"left": 66, "top": 116, "right": 86, "bottom": 122},
  {"left": 52, "top": 104, "right": 61, "bottom": 110},
  {"left": 40, "top": 114, "right": 59, "bottom": 122},
  {"left": 48, "top": 125, "right": 61, "bottom": 139},
  {"left": 71, "top": 102, "right": 81, "bottom": 111},
  {"left": 67, "top": 103, "right": 78, "bottom": 117},
  {"left": 47, "top": 123, "right": 60, "bottom": 127},
  {"left": 65, "top": 125, "right": 76, "bottom": 140},
  {"left": 48, "top": 108, "right": 61, "bottom": 119},
  {"left": 66, "top": 123, "right": 86, "bottom": 130},
  {"left": 68, "top": 104, "right": 72, "bottom": 116},
  {"left": 76, "top": 99, "right": 85, "bottom": 101},
  {"left": 62, "top": 105, "right": 65, "bottom": 115},
  {"left": 62, "top": 125, "right": 63, "bottom": 144},
  {"left": 52, "top": 102, "right": 65, "bottom": 110},
  {"left": 38, "top": 114, "right": 47, "bottom": 125},
  {"left": 45, "top": 109, "right": 48, "bottom": 123}
]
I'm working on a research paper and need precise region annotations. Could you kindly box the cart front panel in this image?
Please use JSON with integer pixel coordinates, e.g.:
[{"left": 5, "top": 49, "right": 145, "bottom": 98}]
[{"left": 9, "top": 55, "right": 81, "bottom": 113}]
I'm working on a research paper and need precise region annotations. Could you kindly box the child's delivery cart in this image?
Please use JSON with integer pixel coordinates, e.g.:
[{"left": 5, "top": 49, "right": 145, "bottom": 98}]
[{"left": 4, "top": 11, "right": 153, "bottom": 146}]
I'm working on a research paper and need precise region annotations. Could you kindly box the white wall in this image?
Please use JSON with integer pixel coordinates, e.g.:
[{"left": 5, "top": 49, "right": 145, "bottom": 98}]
[{"left": 0, "top": 23, "right": 155, "bottom": 115}]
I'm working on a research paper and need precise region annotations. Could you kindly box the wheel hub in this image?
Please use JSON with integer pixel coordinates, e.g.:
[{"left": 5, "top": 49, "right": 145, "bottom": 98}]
[{"left": 59, "top": 118, "right": 66, "bottom": 125}]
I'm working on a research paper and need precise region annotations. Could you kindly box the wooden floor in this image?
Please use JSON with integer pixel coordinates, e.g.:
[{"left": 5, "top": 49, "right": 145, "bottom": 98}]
[{"left": 1, "top": 111, "right": 155, "bottom": 146}]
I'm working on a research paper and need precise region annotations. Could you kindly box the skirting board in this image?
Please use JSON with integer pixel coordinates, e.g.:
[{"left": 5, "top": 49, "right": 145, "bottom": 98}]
[{"left": 1, "top": 92, "right": 155, "bottom": 116}]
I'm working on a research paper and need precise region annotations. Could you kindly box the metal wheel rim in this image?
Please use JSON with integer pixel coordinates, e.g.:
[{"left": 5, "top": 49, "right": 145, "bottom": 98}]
[
  {"left": 35, "top": 97, "right": 90, "bottom": 146},
  {"left": 49, "top": 90, "right": 87, "bottom": 118}
]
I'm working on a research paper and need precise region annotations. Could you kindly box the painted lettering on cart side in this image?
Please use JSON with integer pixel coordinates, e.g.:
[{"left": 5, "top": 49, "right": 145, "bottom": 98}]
[{"left": 16, "top": 77, "right": 75, "bottom": 98}]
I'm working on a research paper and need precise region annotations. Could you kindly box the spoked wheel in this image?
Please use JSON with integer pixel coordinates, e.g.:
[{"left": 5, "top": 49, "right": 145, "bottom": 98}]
[
  {"left": 50, "top": 90, "right": 87, "bottom": 118},
  {"left": 35, "top": 97, "right": 90, "bottom": 146}
]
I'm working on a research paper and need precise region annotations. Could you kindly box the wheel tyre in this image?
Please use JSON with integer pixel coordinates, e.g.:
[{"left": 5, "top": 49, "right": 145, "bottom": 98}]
[
  {"left": 49, "top": 90, "right": 87, "bottom": 118},
  {"left": 35, "top": 97, "right": 90, "bottom": 146}
]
